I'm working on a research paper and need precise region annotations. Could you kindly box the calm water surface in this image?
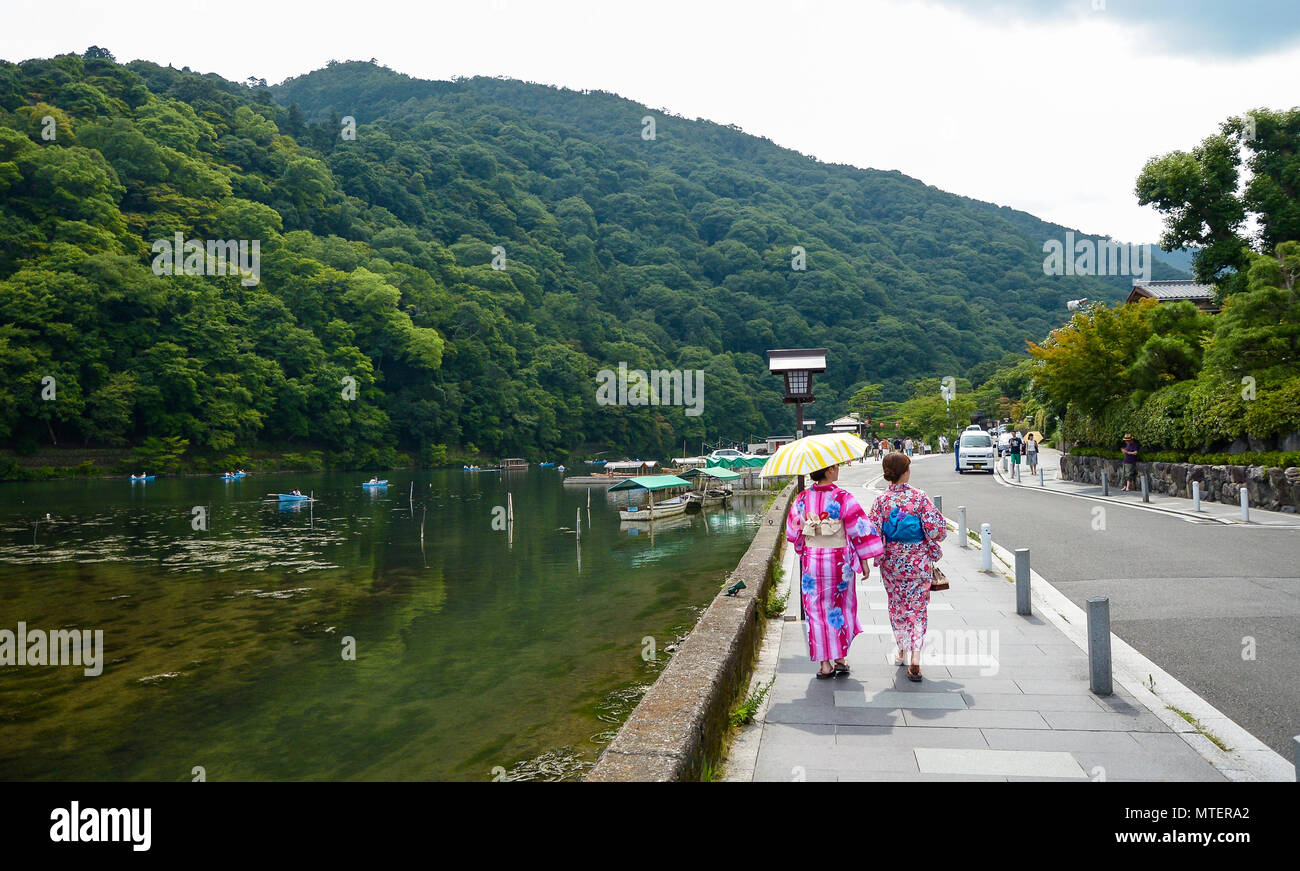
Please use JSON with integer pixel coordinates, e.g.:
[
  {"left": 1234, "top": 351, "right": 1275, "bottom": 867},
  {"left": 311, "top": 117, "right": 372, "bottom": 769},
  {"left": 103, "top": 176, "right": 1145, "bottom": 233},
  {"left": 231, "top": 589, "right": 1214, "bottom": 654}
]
[{"left": 0, "top": 469, "right": 768, "bottom": 781}]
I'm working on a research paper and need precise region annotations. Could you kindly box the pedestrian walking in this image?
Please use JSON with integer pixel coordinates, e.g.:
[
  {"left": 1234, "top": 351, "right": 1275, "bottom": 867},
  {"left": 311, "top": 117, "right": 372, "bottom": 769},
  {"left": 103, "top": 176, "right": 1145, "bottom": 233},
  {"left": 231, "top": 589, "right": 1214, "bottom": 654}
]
[
  {"left": 785, "top": 462, "right": 885, "bottom": 678},
  {"left": 1008, "top": 431, "right": 1023, "bottom": 473},
  {"left": 1120, "top": 433, "right": 1140, "bottom": 491},
  {"left": 892, "top": 436, "right": 902, "bottom": 452},
  {"left": 904, "top": 436, "right": 914, "bottom": 457},
  {"left": 1026, "top": 434, "right": 1039, "bottom": 474},
  {"left": 868, "top": 453, "right": 947, "bottom": 682}
]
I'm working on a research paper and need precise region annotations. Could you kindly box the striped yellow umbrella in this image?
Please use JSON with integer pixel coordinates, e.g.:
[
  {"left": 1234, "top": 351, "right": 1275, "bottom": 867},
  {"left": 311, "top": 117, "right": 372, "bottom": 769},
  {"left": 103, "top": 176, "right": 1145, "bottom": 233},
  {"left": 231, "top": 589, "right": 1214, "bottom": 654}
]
[{"left": 760, "top": 433, "right": 869, "bottom": 477}]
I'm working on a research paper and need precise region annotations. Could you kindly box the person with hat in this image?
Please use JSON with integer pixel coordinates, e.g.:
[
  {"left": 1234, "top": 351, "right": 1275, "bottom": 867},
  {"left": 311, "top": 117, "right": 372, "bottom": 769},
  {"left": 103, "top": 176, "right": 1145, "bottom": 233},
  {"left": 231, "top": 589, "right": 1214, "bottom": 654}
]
[
  {"left": 785, "top": 463, "right": 885, "bottom": 678},
  {"left": 1121, "top": 434, "right": 1140, "bottom": 491}
]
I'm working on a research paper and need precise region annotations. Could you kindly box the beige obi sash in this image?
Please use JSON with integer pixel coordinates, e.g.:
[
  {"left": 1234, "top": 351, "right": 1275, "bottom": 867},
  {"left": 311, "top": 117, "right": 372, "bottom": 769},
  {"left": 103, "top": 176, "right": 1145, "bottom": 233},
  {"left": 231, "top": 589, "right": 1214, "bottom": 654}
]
[{"left": 802, "top": 516, "right": 846, "bottom": 548}]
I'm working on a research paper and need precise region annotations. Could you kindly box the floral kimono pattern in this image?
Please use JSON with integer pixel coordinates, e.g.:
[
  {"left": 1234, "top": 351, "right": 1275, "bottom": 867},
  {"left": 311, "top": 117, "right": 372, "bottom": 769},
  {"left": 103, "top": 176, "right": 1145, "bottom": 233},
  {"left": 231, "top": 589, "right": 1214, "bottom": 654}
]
[
  {"left": 786, "top": 483, "right": 885, "bottom": 662},
  {"left": 867, "top": 483, "right": 947, "bottom": 652}
]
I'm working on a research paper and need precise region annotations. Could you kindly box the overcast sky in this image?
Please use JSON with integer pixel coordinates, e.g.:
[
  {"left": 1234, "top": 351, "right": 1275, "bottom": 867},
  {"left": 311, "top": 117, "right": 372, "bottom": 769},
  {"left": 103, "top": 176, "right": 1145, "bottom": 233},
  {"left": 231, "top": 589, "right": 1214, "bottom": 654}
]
[{"left": 5, "top": 0, "right": 1297, "bottom": 243}]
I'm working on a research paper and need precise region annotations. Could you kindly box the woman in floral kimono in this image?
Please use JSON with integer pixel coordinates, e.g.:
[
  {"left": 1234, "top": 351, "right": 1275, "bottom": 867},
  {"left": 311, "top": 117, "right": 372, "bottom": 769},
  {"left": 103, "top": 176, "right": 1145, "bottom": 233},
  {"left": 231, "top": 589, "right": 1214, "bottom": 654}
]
[
  {"left": 786, "top": 463, "right": 885, "bottom": 678},
  {"left": 868, "top": 452, "right": 947, "bottom": 681}
]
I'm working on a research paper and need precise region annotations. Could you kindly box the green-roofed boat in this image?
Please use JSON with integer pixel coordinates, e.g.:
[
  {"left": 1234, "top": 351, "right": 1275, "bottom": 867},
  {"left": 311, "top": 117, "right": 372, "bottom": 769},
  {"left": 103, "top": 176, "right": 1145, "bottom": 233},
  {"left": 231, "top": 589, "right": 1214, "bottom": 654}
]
[{"left": 609, "top": 474, "right": 692, "bottom": 521}]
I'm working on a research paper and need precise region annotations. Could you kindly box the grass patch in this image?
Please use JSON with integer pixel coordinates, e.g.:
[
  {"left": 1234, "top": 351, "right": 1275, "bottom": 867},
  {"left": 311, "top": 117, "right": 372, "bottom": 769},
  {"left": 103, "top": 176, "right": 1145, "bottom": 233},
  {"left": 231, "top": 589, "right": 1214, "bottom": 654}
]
[
  {"left": 730, "top": 678, "right": 774, "bottom": 727},
  {"left": 1167, "top": 705, "right": 1232, "bottom": 752}
]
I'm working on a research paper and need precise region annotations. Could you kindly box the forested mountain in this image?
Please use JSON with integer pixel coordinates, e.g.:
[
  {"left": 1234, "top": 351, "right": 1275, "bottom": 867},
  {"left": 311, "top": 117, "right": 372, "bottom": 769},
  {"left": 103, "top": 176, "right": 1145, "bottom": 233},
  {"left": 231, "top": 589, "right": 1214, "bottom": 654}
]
[{"left": 0, "top": 52, "right": 1182, "bottom": 467}]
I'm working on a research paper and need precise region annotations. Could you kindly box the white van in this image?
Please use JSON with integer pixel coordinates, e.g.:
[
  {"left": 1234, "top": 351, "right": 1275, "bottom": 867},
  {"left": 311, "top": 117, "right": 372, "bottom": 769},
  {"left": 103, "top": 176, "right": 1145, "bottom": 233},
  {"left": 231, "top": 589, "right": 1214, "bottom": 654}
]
[{"left": 957, "top": 430, "right": 996, "bottom": 473}]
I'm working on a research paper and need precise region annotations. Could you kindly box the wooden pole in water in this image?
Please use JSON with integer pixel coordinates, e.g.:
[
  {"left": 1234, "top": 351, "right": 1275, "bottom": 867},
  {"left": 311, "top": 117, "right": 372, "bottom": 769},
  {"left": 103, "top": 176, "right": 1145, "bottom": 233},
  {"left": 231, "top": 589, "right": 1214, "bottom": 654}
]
[
  {"left": 586, "top": 487, "right": 591, "bottom": 524},
  {"left": 420, "top": 505, "right": 426, "bottom": 543},
  {"left": 507, "top": 492, "right": 514, "bottom": 524},
  {"left": 576, "top": 507, "right": 581, "bottom": 540}
]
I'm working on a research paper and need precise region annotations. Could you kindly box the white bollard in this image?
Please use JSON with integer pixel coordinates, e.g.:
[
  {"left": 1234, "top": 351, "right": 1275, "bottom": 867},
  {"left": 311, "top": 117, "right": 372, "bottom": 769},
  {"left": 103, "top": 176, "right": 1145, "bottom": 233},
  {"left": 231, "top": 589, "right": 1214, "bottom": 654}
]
[
  {"left": 958, "top": 506, "right": 968, "bottom": 548},
  {"left": 980, "top": 523, "right": 992, "bottom": 571},
  {"left": 1241, "top": 487, "right": 1249, "bottom": 522},
  {"left": 1193, "top": 480, "right": 1201, "bottom": 511}
]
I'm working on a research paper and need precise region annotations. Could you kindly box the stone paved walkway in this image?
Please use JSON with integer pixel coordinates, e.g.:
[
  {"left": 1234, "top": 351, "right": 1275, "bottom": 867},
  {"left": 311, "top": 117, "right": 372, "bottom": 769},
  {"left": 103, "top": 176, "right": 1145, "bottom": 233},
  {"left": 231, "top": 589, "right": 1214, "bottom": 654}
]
[{"left": 741, "top": 473, "right": 1230, "bottom": 782}]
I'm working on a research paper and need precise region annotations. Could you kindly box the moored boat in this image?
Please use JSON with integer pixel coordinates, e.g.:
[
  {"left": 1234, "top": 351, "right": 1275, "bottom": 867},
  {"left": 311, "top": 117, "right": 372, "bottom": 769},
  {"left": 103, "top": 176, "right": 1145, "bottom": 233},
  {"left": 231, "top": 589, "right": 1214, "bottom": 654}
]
[
  {"left": 609, "top": 474, "right": 692, "bottom": 521},
  {"left": 361, "top": 480, "right": 388, "bottom": 488}
]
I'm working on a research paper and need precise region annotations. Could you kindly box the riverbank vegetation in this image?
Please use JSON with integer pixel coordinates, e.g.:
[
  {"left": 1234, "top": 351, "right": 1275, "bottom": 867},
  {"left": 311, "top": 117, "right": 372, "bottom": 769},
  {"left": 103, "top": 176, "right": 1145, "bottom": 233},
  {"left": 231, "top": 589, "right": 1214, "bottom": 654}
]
[{"left": 2, "top": 52, "right": 1184, "bottom": 478}]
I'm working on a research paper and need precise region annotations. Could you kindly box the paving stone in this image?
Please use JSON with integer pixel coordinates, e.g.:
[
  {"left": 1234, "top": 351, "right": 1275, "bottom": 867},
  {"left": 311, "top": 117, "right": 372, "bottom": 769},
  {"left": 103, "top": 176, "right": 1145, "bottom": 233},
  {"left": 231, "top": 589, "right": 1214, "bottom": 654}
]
[
  {"left": 1041, "top": 710, "right": 1171, "bottom": 732},
  {"left": 901, "top": 709, "right": 1051, "bottom": 729},
  {"left": 764, "top": 702, "right": 903, "bottom": 727},
  {"left": 961, "top": 692, "right": 1106, "bottom": 712},
  {"left": 915, "top": 748, "right": 1087, "bottom": 778},
  {"left": 1013, "top": 679, "right": 1099, "bottom": 695},
  {"left": 753, "top": 763, "right": 838, "bottom": 782},
  {"left": 1069, "top": 751, "right": 1228, "bottom": 782},
  {"left": 913, "top": 677, "right": 1023, "bottom": 694},
  {"left": 1130, "top": 732, "right": 1203, "bottom": 754},
  {"left": 756, "top": 743, "right": 920, "bottom": 774},
  {"left": 759, "top": 722, "right": 836, "bottom": 747},
  {"left": 835, "top": 689, "right": 968, "bottom": 710},
  {"left": 981, "top": 728, "right": 1142, "bottom": 753},
  {"left": 836, "top": 725, "right": 990, "bottom": 749}
]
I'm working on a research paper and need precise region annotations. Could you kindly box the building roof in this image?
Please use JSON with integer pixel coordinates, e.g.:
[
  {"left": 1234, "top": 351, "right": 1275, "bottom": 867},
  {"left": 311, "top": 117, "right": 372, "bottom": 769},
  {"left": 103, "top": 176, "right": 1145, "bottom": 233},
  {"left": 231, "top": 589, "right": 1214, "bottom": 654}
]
[
  {"left": 1127, "top": 280, "right": 1215, "bottom": 303},
  {"left": 827, "top": 415, "right": 862, "bottom": 427}
]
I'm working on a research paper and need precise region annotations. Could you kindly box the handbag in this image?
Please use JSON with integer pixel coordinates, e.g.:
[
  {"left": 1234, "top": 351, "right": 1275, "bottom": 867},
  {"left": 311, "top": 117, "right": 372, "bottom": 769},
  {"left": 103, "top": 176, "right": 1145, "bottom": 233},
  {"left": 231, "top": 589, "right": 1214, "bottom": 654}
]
[{"left": 919, "top": 501, "right": 949, "bottom": 592}]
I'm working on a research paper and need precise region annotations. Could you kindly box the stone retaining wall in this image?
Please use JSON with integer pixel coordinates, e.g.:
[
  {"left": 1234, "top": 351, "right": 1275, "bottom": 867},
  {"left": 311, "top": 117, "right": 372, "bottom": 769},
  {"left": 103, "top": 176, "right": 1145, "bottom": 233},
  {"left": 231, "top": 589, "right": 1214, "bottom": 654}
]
[
  {"left": 1060, "top": 454, "right": 1300, "bottom": 513},
  {"left": 586, "top": 483, "right": 796, "bottom": 781}
]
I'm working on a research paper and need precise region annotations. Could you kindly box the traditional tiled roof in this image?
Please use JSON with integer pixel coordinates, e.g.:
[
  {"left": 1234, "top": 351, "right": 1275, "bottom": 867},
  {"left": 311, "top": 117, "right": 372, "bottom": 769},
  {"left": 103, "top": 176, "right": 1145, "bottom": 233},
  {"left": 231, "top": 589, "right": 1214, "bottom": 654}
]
[{"left": 1129, "top": 280, "right": 1215, "bottom": 301}]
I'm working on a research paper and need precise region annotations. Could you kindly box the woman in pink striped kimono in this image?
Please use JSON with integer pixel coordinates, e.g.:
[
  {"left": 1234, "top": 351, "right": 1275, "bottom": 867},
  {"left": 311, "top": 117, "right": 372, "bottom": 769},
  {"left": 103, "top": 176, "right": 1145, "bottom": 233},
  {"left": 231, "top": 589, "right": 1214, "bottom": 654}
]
[{"left": 786, "top": 463, "right": 885, "bottom": 678}]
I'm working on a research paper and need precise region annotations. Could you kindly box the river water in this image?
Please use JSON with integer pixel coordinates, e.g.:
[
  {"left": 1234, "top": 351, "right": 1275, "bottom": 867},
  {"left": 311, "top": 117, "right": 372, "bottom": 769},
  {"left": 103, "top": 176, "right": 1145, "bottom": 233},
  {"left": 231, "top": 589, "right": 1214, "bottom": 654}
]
[{"left": 0, "top": 469, "right": 768, "bottom": 781}]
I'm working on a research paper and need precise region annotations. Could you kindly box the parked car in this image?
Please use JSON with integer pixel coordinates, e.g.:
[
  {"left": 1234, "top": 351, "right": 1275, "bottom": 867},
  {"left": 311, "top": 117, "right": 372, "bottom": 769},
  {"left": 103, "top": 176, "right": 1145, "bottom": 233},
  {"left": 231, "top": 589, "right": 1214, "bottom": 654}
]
[
  {"left": 997, "top": 431, "right": 1014, "bottom": 457},
  {"left": 957, "top": 430, "right": 996, "bottom": 473}
]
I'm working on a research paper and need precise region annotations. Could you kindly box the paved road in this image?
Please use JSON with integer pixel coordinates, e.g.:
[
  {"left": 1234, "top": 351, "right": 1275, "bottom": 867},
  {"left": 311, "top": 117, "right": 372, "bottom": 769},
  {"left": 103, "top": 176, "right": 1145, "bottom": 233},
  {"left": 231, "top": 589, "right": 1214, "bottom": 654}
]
[{"left": 842, "top": 454, "right": 1300, "bottom": 758}]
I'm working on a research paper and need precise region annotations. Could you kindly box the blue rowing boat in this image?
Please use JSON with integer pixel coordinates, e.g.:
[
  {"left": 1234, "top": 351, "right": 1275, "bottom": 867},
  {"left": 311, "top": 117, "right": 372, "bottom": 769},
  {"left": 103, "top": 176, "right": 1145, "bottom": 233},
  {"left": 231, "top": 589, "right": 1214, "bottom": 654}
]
[
  {"left": 277, "top": 493, "right": 312, "bottom": 502},
  {"left": 130, "top": 475, "right": 155, "bottom": 482},
  {"left": 361, "top": 480, "right": 388, "bottom": 488}
]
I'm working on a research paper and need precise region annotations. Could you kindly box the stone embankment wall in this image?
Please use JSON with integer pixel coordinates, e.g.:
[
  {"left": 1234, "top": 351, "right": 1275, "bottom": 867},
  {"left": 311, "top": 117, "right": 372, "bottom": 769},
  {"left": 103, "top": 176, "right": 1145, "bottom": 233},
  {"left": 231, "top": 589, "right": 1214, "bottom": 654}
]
[
  {"left": 586, "top": 483, "right": 795, "bottom": 781},
  {"left": 1060, "top": 454, "right": 1300, "bottom": 513}
]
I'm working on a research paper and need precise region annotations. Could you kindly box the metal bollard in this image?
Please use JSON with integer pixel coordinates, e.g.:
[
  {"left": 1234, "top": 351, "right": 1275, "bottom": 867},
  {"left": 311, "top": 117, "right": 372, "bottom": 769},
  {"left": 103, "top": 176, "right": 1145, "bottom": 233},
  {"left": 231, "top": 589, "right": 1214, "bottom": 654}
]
[
  {"left": 1141, "top": 472, "right": 1149, "bottom": 503},
  {"left": 934, "top": 495, "right": 942, "bottom": 513},
  {"left": 1015, "top": 548, "right": 1031, "bottom": 616},
  {"left": 1193, "top": 480, "right": 1201, "bottom": 511},
  {"left": 1087, "top": 597, "right": 1113, "bottom": 696},
  {"left": 1241, "top": 487, "right": 1250, "bottom": 522},
  {"left": 1102, "top": 470, "right": 1109, "bottom": 496},
  {"left": 1038, "top": 466, "right": 1045, "bottom": 486},
  {"left": 980, "top": 523, "right": 992, "bottom": 571},
  {"left": 1002, "top": 456, "right": 1008, "bottom": 473},
  {"left": 958, "top": 506, "right": 967, "bottom": 548}
]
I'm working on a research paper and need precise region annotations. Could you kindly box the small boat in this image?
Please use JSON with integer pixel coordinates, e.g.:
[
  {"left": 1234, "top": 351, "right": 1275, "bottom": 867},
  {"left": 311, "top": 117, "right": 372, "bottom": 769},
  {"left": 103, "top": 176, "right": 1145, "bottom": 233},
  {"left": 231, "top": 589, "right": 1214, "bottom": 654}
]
[
  {"left": 586, "top": 459, "right": 607, "bottom": 467},
  {"left": 684, "top": 487, "right": 732, "bottom": 509},
  {"left": 620, "top": 496, "right": 688, "bottom": 521},
  {"left": 221, "top": 473, "right": 245, "bottom": 480},
  {"left": 557, "top": 465, "right": 566, "bottom": 472},
  {"left": 276, "top": 493, "right": 313, "bottom": 502},
  {"left": 538, "top": 462, "right": 556, "bottom": 468},
  {"left": 501, "top": 458, "right": 529, "bottom": 471},
  {"left": 130, "top": 475, "right": 155, "bottom": 482},
  {"left": 464, "top": 465, "right": 480, "bottom": 471},
  {"left": 361, "top": 480, "right": 388, "bottom": 488},
  {"left": 610, "top": 475, "right": 693, "bottom": 521}
]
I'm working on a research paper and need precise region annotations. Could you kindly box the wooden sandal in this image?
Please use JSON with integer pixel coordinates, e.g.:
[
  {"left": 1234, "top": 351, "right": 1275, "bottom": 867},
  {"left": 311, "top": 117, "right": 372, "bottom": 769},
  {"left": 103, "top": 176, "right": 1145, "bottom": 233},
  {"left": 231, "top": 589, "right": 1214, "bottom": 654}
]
[{"left": 907, "top": 663, "right": 923, "bottom": 682}]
